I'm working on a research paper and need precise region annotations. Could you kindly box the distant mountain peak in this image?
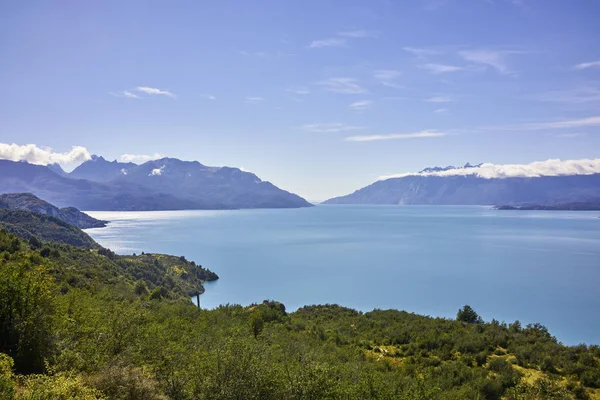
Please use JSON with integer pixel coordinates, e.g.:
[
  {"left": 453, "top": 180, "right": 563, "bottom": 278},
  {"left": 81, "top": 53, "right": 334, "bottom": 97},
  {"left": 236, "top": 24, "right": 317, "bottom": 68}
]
[
  {"left": 419, "top": 165, "right": 456, "bottom": 173},
  {"left": 464, "top": 162, "right": 483, "bottom": 169},
  {"left": 419, "top": 163, "right": 483, "bottom": 174},
  {"left": 47, "top": 163, "right": 67, "bottom": 176}
]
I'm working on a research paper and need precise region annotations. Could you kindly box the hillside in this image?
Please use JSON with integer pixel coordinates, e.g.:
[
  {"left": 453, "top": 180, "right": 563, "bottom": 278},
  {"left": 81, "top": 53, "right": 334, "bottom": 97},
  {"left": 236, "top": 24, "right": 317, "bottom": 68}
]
[
  {"left": 0, "top": 228, "right": 598, "bottom": 399},
  {"left": 0, "top": 192, "right": 106, "bottom": 228}
]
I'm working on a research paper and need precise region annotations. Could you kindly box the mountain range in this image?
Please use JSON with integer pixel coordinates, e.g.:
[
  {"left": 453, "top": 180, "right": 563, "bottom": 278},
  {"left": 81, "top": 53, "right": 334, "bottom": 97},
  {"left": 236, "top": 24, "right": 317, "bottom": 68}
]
[
  {"left": 0, "top": 156, "right": 312, "bottom": 211},
  {"left": 324, "top": 164, "right": 600, "bottom": 206}
]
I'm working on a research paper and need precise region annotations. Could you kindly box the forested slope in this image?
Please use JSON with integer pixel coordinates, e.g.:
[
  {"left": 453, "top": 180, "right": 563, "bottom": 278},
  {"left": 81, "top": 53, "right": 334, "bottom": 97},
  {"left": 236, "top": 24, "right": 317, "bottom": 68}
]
[{"left": 1, "top": 229, "right": 599, "bottom": 399}]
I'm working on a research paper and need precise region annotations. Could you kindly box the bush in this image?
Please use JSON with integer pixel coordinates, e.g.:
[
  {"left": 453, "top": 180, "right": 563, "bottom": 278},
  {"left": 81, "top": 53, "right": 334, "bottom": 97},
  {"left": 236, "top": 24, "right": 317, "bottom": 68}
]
[
  {"left": 86, "top": 364, "right": 166, "bottom": 400},
  {"left": 21, "top": 372, "right": 104, "bottom": 399},
  {"left": 0, "top": 353, "right": 15, "bottom": 400}
]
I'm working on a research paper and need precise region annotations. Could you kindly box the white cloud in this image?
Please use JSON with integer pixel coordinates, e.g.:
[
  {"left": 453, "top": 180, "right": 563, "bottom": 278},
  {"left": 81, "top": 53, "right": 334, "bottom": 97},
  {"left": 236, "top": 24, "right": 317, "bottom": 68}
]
[
  {"left": 424, "top": 95, "right": 453, "bottom": 103},
  {"left": 458, "top": 50, "right": 522, "bottom": 75},
  {"left": 349, "top": 100, "right": 374, "bottom": 110},
  {"left": 316, "top": 77, "right": 366, "bottom": 94},
  {"left": 309, "top": 38, "right": 346, "bottom": 48},
  {"left": 201, "top": 94, "right": 216, "bottom": 100},
  {"left": 119, "top": 153, "right": 164, "bottom": 163},
  {"left": 135, "top": 86, "right": 176, "bottom": 98},
  {"left": 373, "top": 69, "right": 402, "bottom": 88},
  {"left": 245, "top": 96, "right": 265, "bottom": 104},
  {"left": 574, "top": 61, "right": 600, "bottom": 70},
  {"left": 110, "top": 90, "right": 140, "bottom": 99},
  {"left": 345, "top": 130, "right": 447, "bottom": 142},
  {"left": 434, "top": 108, "right": 449, "bottom": 114},
  {"left": 378, "top": 158, "right": 600, "bottom": 181},
  {"left": 301, "top": 123, "right": 364, "bottom": 133},
  {"left": 0, "top": 143, "right": 91, "bottom": 166},
  {"left": 337, "top": 30, "right": 380, "bottom": 38},
  {"left": 421, "top": 63, "right": 465, "bottom": 74},
  {"left": 403, "top": 47, "right": 441, "bottom": 58},
  {"left": 149, "top": 165, "right": 165, "bottom": 176}
]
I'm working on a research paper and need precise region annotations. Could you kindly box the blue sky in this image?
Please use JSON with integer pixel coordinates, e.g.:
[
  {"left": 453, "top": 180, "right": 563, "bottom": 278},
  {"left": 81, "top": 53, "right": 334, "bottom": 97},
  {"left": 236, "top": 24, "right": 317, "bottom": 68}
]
[{"left": 1, "top": 0, "right": 599, "bottom": 200}]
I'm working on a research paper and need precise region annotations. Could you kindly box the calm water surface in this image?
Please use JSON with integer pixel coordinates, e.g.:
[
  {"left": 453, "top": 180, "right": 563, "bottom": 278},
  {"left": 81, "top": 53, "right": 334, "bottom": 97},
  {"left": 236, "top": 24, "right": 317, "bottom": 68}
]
[{"left": 86, "top": 205, "right": 600, "bottom": 345}]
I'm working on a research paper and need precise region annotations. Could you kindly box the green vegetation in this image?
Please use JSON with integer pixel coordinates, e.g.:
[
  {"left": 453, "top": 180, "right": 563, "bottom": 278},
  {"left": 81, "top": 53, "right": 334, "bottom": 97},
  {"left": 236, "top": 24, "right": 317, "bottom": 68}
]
[{"left": 1, "top": 230, "right": 599, "bottom": 399}]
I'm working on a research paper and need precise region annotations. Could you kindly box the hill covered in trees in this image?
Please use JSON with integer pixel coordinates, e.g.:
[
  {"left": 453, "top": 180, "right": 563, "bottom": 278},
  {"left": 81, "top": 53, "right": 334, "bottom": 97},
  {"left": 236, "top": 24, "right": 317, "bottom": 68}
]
[
  {"left": 1, "top": 228, "right": 599, "bottom": 399},
  {"left": 0, "top": 209, "right": 101, "bottom": 249},
  {"left": 0, "top": 192, "right": 106, "bottom": 229}
]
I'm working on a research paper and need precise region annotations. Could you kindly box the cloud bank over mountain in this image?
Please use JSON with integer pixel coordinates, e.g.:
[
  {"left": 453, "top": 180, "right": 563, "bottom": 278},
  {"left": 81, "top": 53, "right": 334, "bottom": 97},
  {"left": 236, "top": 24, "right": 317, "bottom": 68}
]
[{"left": 378, "top": 158, "right": 600, "bottom": 181}]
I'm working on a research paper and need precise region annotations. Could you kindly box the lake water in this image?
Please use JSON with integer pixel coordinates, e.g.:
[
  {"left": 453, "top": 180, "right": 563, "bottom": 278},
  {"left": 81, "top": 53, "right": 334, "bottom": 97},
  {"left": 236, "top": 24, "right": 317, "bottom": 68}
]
[{"left": 86, "top": 205, "right": 600, "bottom": 346}]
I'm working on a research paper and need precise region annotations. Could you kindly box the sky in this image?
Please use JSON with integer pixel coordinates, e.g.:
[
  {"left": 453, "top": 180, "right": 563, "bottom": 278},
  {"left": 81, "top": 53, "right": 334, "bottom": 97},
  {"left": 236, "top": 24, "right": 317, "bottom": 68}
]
[{"left": 1, "top": 0, "right": 600, "bottom": 201}]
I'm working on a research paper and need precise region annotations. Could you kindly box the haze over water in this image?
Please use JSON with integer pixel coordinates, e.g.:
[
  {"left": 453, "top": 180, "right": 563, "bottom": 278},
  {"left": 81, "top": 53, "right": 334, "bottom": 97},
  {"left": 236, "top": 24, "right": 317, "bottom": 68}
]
[{"left": 86, "top": 205, "right": 600, "bottom": 346}]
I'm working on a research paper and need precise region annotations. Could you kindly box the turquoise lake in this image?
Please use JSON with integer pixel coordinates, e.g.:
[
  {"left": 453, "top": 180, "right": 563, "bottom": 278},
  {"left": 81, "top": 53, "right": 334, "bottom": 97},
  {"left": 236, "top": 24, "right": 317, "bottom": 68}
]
[{"left": 86, "top": 205, "right": 600, "bottom": 346}]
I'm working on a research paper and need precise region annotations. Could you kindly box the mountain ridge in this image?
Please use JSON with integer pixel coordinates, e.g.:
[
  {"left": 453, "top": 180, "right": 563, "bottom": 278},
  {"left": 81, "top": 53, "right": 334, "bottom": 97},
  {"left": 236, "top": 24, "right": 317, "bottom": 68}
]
[
  {"left": 324, "top": 169, "right": 600, "bottom": 206},
  {"left": 0, "top": 157, "right": 312, "bottom": 210}
]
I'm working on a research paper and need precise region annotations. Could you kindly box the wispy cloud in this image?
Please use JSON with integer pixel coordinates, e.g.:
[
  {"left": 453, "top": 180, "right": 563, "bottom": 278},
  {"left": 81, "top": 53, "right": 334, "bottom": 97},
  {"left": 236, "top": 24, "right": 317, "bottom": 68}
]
[
  {"left": 403, "top": 47, "right": 441, "bottom": 58},
  {"left": 337, "top": 30, "right": 380, "bottom": 38},
  {"left": 424, "top": 95, "right": 453, "bottom": 103},
  {"left": 135, "top": 86, "right": 176, "bottom": 98},
  {"left": 513, "top": 116, "right": 600, "bottom": 130},
  {"left": 110, "top": 90, "right": 140, "bottom": 99},
  {"left": 553, "top": 132, "right": 586, "bottom": 138},
  {"left": 421, "top": 63, "right": 466, "bottom": 74},
  {"left": 238, "top": 50, "right": 296, "bottom": 58},
  {"left": 373, "top": 69, "right": 402, "bottom": 88},
  {"left": 458, "top": 50, "right": 522, "bottom": 75},
  {"left": 301, "top": 123, "right": 364, "bottom": 133},
  {"left": 378, "top": 158, "right": 600, "bottom": 181},
  {"left": 489, "top": 116, "right": 600, "bottom": 131},
  {"left": 245, "top": 96, "right": 265, "bottom": 104},
  {"left": 574, "top": 61, "right": 600, "bottom": 70},
  {"left": 119, "top": 153, "right": 164, "bottom": 163},
  {"left": 345, "top": 130, "right": 447, "bottom": 142},
  {"left": 349, "top": 100, "right": 374, "bottom": 111},
  {"left": 434, "top": 108, "right": 449, "bottom": 114},
  {"left": 316, "top": 77, "right": 366, "bottom": 94},
  {"left": 533, "top": 86, "right": 600, "bottom": 104},
  {"left": 309, "top": 38, "right": 346, "bottom": 48},
  {"left": 287, "top": 87, "right": 311, "bottom": 95},
  {"left": 201, "top": 94, "right": 216, "bottom": 100},
  {"left": 0, "top": 143, "right": 91, "bottom": 166}
]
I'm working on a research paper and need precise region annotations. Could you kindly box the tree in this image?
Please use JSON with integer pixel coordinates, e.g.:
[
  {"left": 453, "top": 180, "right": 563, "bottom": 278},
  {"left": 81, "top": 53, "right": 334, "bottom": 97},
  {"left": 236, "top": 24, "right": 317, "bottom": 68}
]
[
  {"left": 457, "top": 305, "right": 483, "bottom": 324},
  {"left": 0, "top": 263, "right": 56, "bottom": 373},
  {"left": 250, "top": 311, "right": 264, "bottom": 338}
]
